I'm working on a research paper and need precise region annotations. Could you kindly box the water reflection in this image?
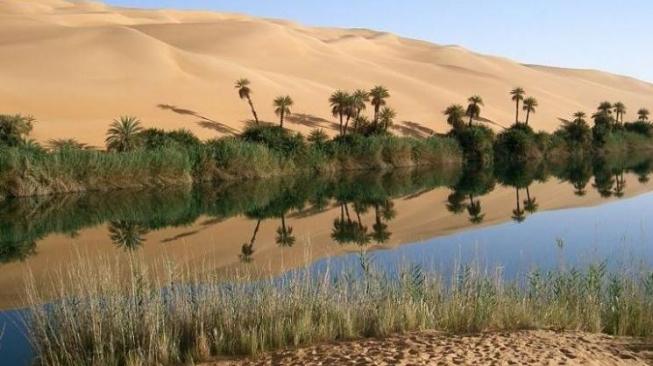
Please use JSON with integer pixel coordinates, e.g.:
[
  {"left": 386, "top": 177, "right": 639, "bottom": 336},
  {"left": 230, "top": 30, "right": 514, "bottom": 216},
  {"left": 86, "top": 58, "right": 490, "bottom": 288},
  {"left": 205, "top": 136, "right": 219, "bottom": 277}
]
[
  {"left": 0, "top": 154, "right": 652, "bottom": 265},
  {"left": 108, "top": 221, "right": 149, "bottom": 251}
]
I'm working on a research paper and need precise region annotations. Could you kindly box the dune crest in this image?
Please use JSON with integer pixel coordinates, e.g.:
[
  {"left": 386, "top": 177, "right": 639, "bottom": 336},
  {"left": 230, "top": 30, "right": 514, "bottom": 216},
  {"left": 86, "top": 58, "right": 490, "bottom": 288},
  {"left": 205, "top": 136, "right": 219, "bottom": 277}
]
[{"left": 1, "top": 0, "right": 652, "bottom": 146}]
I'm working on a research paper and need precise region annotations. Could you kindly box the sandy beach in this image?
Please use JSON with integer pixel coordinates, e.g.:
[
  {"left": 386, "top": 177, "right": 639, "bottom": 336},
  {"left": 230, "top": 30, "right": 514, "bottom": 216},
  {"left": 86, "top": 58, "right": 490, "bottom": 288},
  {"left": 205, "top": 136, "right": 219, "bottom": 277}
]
[
  {"left": 1, "top": 0, "right": 653, "bottom": 146},
  {"left": 208, "top": 330, "right": 653, "bottom": 366}
]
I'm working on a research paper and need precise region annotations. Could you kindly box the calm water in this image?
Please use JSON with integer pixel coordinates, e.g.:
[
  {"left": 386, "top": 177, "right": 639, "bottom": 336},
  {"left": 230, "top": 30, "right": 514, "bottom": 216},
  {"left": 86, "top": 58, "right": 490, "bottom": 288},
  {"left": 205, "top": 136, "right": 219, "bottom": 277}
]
[{"left": 2, "top": 154, "right": 653, "bottom": 364}]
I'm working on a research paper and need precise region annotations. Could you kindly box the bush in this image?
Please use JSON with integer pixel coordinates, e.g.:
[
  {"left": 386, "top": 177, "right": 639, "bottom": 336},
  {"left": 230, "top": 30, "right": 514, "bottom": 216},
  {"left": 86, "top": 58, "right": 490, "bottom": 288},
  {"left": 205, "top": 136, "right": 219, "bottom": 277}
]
[
  {"left": 452, "top": 125, "right": 494, "bottom": 164},
  {"left": 0, "top": 114, "right": 35, "bottom": 147},
  {"left": 494, "top": 124, "right": 542, "bottom": 161},
  {"left": 624, "top": 121, "right": 653, "bottom": 137},
  {"left": 140, "top": 128, "right": 202, "bottom": 150},
  {"left": 240, "top": 123, "right": 306, "bottom": 156}
]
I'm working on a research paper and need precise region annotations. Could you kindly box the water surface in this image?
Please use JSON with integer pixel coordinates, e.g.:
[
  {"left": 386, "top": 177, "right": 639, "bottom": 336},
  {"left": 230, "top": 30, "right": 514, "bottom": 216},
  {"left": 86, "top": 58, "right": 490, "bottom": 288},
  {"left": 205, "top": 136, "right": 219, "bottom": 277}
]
[{"left": 2, "top": 155, "right": 653, "bottom": 364}]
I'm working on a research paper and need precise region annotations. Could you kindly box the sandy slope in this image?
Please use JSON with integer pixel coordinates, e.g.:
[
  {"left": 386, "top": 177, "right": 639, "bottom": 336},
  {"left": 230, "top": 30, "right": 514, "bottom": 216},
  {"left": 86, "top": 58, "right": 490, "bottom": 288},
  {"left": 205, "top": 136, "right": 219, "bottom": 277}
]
[
  {"left": 208, "top": 330, "right": 653, "bottom": 366},
  {"left": 1, "top": 0, "right": 652, "bottom": 146}
]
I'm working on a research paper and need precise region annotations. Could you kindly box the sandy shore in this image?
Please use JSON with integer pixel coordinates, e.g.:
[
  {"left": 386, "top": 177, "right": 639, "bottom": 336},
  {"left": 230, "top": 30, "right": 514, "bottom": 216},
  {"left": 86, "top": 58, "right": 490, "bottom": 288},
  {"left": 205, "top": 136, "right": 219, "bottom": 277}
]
[{"left": 208, "top": 330, "right": 653, "bottom": 366}]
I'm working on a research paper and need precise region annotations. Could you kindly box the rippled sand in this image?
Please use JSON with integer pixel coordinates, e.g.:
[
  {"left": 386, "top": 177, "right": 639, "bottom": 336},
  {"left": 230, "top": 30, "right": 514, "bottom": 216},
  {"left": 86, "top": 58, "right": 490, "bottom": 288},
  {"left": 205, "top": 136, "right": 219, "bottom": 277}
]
[{"left": 209, "top": 330, "right": 653, "bottom": 366}]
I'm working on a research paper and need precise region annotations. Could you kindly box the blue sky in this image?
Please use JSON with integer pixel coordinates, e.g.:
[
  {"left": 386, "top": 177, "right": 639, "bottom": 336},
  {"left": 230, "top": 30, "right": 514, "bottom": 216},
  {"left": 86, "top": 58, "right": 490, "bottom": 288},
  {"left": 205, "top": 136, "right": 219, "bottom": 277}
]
[{"left": 106, "top": 0, "right": 653, "bottom": 82}]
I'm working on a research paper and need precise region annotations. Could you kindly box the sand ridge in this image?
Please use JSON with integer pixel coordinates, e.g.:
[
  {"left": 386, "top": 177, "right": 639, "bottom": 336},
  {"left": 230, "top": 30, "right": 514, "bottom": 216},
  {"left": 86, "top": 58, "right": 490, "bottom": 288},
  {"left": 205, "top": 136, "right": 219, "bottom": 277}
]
[
  {"left": 1, "top": 0, "right": 652, "bottom": 146},
  {"left": 209, "top": 330, "right": 653, "bottom": 366}
]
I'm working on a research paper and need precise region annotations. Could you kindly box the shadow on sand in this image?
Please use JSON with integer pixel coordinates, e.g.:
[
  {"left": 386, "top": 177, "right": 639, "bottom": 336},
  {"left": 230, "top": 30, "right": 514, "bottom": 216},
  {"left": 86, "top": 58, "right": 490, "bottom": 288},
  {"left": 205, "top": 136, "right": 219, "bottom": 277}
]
[
  {"left": 285, "top": 113, "right": 340, "bottom": 132},
  {"left": 391, "top": 121, "right": 434, "bottom": 138},
  {"left": 157, "top": 104, "right": 240, "bottom": 135}
]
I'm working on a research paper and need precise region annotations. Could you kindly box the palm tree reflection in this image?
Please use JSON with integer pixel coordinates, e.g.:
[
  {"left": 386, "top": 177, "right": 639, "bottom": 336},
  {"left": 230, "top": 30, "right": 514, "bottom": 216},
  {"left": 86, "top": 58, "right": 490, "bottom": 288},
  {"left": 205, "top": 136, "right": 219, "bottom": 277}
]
[
  {"left": 108, "top": 220, "right": 148, "bottom": 251},
  {"left": 239, "top": 219, "right": 261, "bottom": 263}
]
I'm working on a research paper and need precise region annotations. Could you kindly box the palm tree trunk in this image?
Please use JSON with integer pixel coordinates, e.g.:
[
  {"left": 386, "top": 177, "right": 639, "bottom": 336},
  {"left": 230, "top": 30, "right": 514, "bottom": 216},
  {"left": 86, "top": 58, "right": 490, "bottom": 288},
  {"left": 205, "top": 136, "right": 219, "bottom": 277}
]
[
  {"left": 526, "top": 187, "right": 531, "bottom": 203},
  {"left": 525, "top": 110, "right": 531, "bottom": 125},
  {"left": 515, "top": 188, "right": 521, "bottom": 211},
  {"left": 344, "top": 115, "right": 351, "bottom": 135},
  {"left": 281, "top": 214, "right": 287, "bottom": 233},
  {"left": 515, "top": 101, "right": 520, "bottom": 124},
  {"left": 374, "top": 105, "right": 380, "bottom": 125},
  {"left": 250, "top": 219, "right": 261, "bottom": 245},
  {"left": 247, "top": 97, "right": 259, "bottom": 124},
  {"left": 339, "top": 113, "right": 344, "bottom": 136},
  {"left": 280, "top": 110, "right": 284, "bottom": 128},
  {"left": 469, "top": 114, "right": 473, "bottom": 127}
]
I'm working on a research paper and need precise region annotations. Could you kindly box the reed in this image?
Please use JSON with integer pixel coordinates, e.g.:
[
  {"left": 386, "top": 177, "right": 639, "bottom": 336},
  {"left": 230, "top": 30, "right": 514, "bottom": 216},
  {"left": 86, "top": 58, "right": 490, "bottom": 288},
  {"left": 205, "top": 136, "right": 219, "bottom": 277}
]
[{"left": 24, "top": 253, "right": 653, "bottom": 366}]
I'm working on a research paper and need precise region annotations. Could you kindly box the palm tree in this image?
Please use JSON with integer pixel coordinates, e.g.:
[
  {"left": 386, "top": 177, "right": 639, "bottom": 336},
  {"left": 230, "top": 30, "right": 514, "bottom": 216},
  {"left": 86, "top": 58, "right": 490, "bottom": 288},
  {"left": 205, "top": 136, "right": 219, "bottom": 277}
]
[
  {"left": 511, "top": 188, "right": 526, "bottom": 223},
  {"left": 573, "top": 111, "right": 587, "bottom": 124},
  {"left": 105, "top": 116, "right": 142, "bottom": 152},
  {"left": 329, "top": 90, "right": 350, "bottom": 135},
  {"left": 370, "top": 86, "right": 390, "bottom": 123},
  {"left": 510, "top": 87, "right": 525, "bottom": 123},
  {"left": 597, "top": 101, "right": 613, "bottom": 115},
  {"left": 239, "top": 219, "right": 261, "bottom": 263},
  {"left": 444, "top": 104, "right": 466, "bottom": 131},
  {"left": 466, "top": 95, "right": 484, "bottom": 127},
  {"left": 273, "top": 95, "right": 293, "bottom": 128},
  {"left": 235, "top": 78, "right": 259, "bottom": 124},
  {"left": 637, "top": 108, "right": 650, "bottom": 121},
  {"left": 275, "top": 213, "right": 296, "bottom": 248},
  {"left": 522, "top": 97, "right": 538, "bottom": 125},
  {"left": 352, "top": 89, "right": 370, "bottom": 118},
  {"left": 446, "top": 191, "right": 466, "bottom": 214},
  {"left": 466, "top": 195, "right": 485, "bottom": 224},
  {"left": 108, "top": 220, "right": 148, "bottom": 251},
  {"left": 613, "top": 102, "right": 626, "bottom": 123},
  {"left": 342, "top": 94, "right": 357, "bottom": 134},
  {"left": 523, "top": 186, "right": 539, "bottom": 213},
  {"left": 371, "top": 202, "right": 392, "bottom": 244},
  {"left": 378, "top": 107, "right": 397, "bottom": 132}
]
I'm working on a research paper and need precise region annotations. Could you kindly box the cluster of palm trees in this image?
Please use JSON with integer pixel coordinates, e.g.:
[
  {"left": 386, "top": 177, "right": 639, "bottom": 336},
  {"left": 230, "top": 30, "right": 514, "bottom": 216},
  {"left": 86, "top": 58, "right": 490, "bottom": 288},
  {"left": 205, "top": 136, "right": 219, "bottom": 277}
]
[
  {"left": 443, "top": 87, "right": 539, "bottom": 131},
  {"left": 235, "top": 78, "right": 396, "bottom": 135},
  {"left": 588, "top": 101, "right": 649, "bottom": 123},
  {"left": 329, "top": 86, "right": 396, "bottom": 135},
  {"left": 510, "top": 87, "right": 538, "bottom": 125},
  {"left": 235, "top": 78, "right": 295, "bottom": 128}
]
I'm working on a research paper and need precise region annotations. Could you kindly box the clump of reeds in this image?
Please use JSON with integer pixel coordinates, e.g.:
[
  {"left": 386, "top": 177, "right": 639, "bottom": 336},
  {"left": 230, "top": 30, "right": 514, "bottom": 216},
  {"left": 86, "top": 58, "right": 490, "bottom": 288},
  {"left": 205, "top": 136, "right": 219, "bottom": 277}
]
[{"left": 24, "top": 253, "right": 653, "bottom": 366}]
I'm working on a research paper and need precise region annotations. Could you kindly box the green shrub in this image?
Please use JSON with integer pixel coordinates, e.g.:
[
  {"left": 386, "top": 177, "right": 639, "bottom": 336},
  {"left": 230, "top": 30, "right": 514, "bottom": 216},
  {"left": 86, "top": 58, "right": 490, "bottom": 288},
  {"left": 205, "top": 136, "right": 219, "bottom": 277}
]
[
  {"left": 624, "top": 121, "right": 653, "bottom": 137},
  {"left": 240, "top": 123, "right": 307, "bottom": 156},
  {"left": 0, "top": 114, "right": 35, "bottom": 147},
  {"left": 494, "top": 124, "right": 542, "bottom": 162},
  {"left": 452, "top": 125, "right": 494, "bottom": 164},
  {"left": 140, "top": 128, "right": 202, "bottom": 150}
]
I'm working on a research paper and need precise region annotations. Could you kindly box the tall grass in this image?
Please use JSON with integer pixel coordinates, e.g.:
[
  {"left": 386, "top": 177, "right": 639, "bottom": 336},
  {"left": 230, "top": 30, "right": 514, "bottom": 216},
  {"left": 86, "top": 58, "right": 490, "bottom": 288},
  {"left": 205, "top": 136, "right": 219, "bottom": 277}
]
[
  {"left": 24, "top": 254, "right": 653, "bottom": 366},
  {"left": 0, "top": 147, "right": 192, "bottom": 198}
]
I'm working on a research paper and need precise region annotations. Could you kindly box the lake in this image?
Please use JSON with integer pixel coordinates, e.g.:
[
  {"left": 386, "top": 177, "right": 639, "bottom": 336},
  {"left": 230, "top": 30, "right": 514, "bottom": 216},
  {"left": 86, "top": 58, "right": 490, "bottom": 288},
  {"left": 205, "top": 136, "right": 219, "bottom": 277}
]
[{"left": 2, "top": 154, "right": 653, "bottom": 364}]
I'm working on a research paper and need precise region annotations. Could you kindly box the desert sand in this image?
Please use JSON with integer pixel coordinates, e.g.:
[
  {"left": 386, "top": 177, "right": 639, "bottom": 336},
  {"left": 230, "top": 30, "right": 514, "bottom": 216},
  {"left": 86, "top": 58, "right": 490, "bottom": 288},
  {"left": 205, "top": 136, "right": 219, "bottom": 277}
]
[
  {"left": 1, "top": 0, "right": 653, "bottom": 147},
  {"left": 208, "top": 330, "right": 653, "bottom": 366}
]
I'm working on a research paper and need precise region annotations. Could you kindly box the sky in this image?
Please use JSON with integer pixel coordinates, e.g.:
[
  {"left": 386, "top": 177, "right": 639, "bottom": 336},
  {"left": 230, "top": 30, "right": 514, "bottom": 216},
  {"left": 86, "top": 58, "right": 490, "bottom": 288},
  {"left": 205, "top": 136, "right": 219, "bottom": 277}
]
[{"left": 105, "top": 0, "right": 653, "bottom": 83}]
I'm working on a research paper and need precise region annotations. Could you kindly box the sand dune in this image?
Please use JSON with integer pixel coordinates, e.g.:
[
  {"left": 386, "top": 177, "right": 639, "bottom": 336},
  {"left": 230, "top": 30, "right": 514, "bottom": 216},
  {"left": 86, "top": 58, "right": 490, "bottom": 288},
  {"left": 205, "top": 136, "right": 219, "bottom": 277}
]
[{"left": 1, "top": 0, "right": 652, "bottom": 146}]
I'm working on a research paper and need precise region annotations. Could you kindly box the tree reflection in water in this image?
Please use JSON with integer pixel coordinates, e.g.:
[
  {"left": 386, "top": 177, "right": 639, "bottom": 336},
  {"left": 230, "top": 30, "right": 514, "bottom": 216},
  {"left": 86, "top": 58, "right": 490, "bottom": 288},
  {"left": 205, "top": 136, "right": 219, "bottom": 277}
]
[{"left": 1, "top": 154, "right": 653, "bottom": 263}]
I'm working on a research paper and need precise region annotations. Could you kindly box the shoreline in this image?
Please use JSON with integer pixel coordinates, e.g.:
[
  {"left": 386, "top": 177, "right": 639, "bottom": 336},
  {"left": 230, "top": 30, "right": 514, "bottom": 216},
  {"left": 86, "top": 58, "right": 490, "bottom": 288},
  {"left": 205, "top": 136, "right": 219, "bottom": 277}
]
[{"left": 207, "top": 330, "right": 653, "bottom": 366}]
